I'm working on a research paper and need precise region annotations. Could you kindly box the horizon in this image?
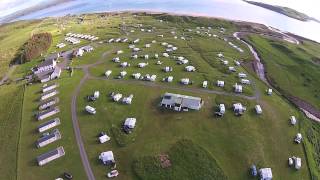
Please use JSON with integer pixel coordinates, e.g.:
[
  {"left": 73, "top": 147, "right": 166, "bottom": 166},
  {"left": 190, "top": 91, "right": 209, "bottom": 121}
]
[{"left": 0, "top": 0, "right": 320, "bottom": 20}]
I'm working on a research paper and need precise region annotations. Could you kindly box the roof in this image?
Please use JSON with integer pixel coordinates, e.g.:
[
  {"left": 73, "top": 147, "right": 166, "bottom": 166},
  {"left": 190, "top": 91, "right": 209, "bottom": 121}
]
[
  {"left": 37, "top": 107, "right": 59, "bottom": 117},
  {"left": 37, "top": 146, "right": 64, "bottom": 162},
  {"left": 99, "top": 151, "right": 114, "bottom": 162},
  {"left": 259, "top": 168, "right": 272, "bottom": 179},
  {"left": 161, "top": 93, "right": 202, "bottom": 109},
  {"left": 38, "top": 118, "right": 60, "bottom": 129},
  {"left": 37, "top": 129, "right": 60, "bottom": 145}
]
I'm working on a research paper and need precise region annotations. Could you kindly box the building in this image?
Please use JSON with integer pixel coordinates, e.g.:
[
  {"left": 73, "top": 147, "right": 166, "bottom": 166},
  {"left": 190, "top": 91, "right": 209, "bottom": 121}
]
[
  {"left": 215, "top": 104, "right": 225, "bottom": 116},
  {"left": 233, "top": 103, "right": 246, "bottom": 116},
  {"left": 255, "top": 105, "right": 262, "bottom": 114},
  {"left": 37, "top": 107, "right": 60, "bottom": 121},
  {"left": 180, "top": 78, "right": 190, "bottom": 85},
  {"left": 234, "top": 83, "right": 243, "bottom": 93},
  {"left": 241, "top": 79, "right": 251, "bottom": 85},
  {"left": 37, "top": 146, "right": 65, "bottom": 166},
  {"left": 33, "top": 53, "right": 62, "bottom": 83},
  {"left": 99, "top": 151, "right": 115, "bottom": 165},
  {"left": 39, "top": 97, "right": 59, "bottom": 110},
  {"left": 122, "top": 94, "right": 134, "bottom": 104},
  {"left": 41, "top": 90, "right": 59, "bottom": 101},
  {"left": 217, "top": 80, "right": 225, "bottom": 87},
  {"left": 160, "top": 92, "right": 203, "bottom": 111},
  {"left": 36, "top": 129, "right": 61, "bottom": 148},
  {"left": 294, "top": 133, "right": 302, "bottom": 144},
  {"left": 99, "top": 133, "right": 110, "bottom": 144},
  {"left": 267, "top": 88, "right": 273, "bottom": 95},
  {"left": 42, "top": 83, "right": 58, "bottom": 93},
  {"left": 185, "top": 66, "right": 196, "bottom": 72},
  {"left": 202, "top": 81, "right": 208, "bottom": 88},
  {"left": 290, "top": 116, "right": 297, "bottom": 125},
  {"left": 124, "top": 118, "right": 136, "bottom": 129},
  {"left": 81, "top": 45, "right": 94, "bottom": 52},
  {"left": 238, "top": 73, "right": 247, "bottom": 78},
  {"left": 259, "top": 168, "right": 272, "bottom": 180},
  {"left": 38, "top": 118, "right": 61, "bottom": 133}
]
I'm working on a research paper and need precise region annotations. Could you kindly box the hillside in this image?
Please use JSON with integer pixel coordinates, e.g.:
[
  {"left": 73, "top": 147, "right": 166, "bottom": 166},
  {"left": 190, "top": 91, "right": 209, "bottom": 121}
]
[{"left": 244, "top": 0, "right": 320, "bottom": 23}]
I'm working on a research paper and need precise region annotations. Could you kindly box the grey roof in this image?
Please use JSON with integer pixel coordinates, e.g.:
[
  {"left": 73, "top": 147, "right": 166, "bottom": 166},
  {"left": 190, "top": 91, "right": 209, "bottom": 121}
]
[
  {"left": 41, "top": 90, "right": 58, "bottom": 98},
  {"left": 161, "top": 93, "right": 202, "bottom": 109},
  {"left": 36, "top": 129, "right": 60, "bottom": 145},
  {"left": 36, "top": 146, "right": 64, "bottom": 162},
  {"left": 35, "top": 70, "right": 53, "bottom": 80},
  {"left": 39, "top": 97, "right": 59, "bottom": 107},
  {"left": 45, "top": 53, "right": 59, "bottom": 61},
  {"left": 37, "top": 107, "right": 59, "bottom": 117},
  {"left": 38, "top": 118, "right": 60, "bottom": 129}
]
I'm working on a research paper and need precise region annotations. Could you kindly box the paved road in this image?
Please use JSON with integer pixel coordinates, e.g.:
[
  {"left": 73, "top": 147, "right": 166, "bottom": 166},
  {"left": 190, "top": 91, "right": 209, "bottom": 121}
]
[{"left": 69, "top": 50, "right": 113, "bottom": 180}]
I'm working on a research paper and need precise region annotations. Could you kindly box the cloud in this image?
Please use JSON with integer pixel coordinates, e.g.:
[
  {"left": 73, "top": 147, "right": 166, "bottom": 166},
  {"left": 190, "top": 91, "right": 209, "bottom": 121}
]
[{"left": 0, "top": 0, "right": 48, "bottom": 18}]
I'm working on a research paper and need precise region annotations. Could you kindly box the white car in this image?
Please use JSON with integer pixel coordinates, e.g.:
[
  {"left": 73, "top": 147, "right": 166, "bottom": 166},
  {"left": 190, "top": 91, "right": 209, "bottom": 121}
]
[{"left": 107, "top": 170, "right": 119, "bottom": 178}]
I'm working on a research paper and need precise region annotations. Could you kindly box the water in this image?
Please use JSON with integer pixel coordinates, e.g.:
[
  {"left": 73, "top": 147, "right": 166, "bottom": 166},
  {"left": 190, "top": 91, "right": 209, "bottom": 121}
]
[{"left": 11, "top": 0, "right": 320, "bottom": 42}]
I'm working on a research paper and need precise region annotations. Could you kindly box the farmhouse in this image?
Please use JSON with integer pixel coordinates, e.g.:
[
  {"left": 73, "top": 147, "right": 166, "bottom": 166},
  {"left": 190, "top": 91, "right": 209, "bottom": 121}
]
[
  {"left": 36, "top": 129, "right": 61, "bottom": 148},
  {"left": 38, "top": 118, "right": 61, "bottom": 133},
  {"left": 37, "top": 146, "right": 65, "bottom": 166},
  {"left": 33, "top": 54, "right": 62, "bottom": 83},
  {"left": 99, "top": 151, "right": 115, "bottom": 165},
  {"left": 160, "top": 92, "right": 203, "bottom": 111}
]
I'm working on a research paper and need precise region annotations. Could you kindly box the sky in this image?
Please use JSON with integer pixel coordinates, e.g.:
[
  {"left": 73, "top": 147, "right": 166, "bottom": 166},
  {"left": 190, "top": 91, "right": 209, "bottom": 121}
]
[{"left": 0, "top": 0, "right": 319, "bottom": 19}]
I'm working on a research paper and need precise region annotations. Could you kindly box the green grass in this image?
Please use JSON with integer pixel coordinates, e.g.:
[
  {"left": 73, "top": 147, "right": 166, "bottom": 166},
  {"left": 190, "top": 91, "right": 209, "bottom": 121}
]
[
  {"left": 245, "top": 35, "right": 320, "bottom": 109},
  {"left": 17, "top": 70, "right": 86, "bottom": 180},
  {"left": 0, "top": 84, "right": 24, "bottom": 180},
  {"left": 132, "top": 139, "right": 227, "bottom": 180},
  {"left": 76, "top": 78, "right": 309, "bottom": 180}
]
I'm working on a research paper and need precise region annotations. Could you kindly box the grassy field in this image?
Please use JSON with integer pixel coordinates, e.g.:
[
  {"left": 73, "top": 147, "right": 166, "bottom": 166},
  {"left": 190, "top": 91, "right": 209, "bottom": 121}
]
[
  {"left": 0, "top": 12, "right": 319, "bottom": 180},
  {"left": 17, "top": 70, "right": 86, "bottom": 180},
  {"left": 0, "top": 84, "right": 24, "bottom": 180},
  {"left": 245, "top": 35, "right": 320, "bottom": 109}
]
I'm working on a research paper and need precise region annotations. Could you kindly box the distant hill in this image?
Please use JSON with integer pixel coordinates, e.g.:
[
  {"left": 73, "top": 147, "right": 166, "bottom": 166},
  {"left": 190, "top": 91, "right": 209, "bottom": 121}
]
[{"left": 244, "top": 0, "right": 320, "bottom": 23}]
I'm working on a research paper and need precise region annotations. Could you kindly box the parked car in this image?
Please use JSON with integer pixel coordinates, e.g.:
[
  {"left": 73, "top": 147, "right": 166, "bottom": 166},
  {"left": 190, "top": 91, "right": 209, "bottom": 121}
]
[
  {"left": 107, "top": 170, "right": 119, "bottom": 178},
  {"left": 64, "top": 172, "right": 73, "bottom": 179}
]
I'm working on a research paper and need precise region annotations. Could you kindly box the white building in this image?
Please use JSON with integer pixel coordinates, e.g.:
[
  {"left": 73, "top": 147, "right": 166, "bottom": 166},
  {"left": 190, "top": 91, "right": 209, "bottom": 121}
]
[
  {"left": 163, "top": 76, "right": 173, "bottom": 82},
  {"left": 112, "top": 93, "right": 123, "bottom": 102},
  {"left": 217, "top": 80, "right": 225, "bottom": 87},
  {"left": 238, "top": 73, "right": 247, "bottom": 78},
  {"left": 112, "top": 57, "right": 120, "bottom": 63},
  {"left": 255, "top": 105, "right": 262, "bottom": 114},
  {"left": 36, "top": 129, "right": 61, "bottom": 148},
  {"left": 122, "top": 94, "right": 134, "bottom": 104},
  {"left": 120, "top": 71, "right": 127, "bottom": 78},
  {"left": 163, "top": 66, "right": 173, "bottom": 72},
  {"left": 138, "top": 62, "right": 148, "bottom": 68},
  {"left": 41, "top": 90, "right": 59, "bottom": 101},
  {"left": 99, "top": 151, "right": 115, "bottom": 165},
  {"left": 267, "top": 88, "right": 273, "bottom": 95},
  {"left": 120, "top": 62, "right": 130, "bottom": 68},
  {"left": 233, "top": 103, "right": 246, "bottom": 116},
  {"left": 39, "top": 97, "right": 59, "bottom": 110},
  {"left": 160, "top": 92, "right": 203, "bottom": 111},
  {"left": 259, "top": 168, "right": 272, "bottom": 180},
  {"left": 99, "top": 134, "right": 110, "bottom": 144},
  {"left": 180, "top": 78, "right": 190, "bottom": 85},
  {"left": 241, "top": 79, "right": 251, "bottom": 85},
  {"left": 203, "top": 81, "right": 208, "bottom": 88},
  {"left": 294, "top": 133, "right": 302, "bottom": 144},
  {"left": 105, "top": 70, "right": 112, "bottom": 77},
  {"left": 42, "top": 83, "right": 58, "bottom": 93},
  {"left": 38, "top": 118, "right": 61, "bottom": 133},
  {"left": 234, "top": 83, "right": 243, "bottom": 93},
  {"left": 185, "top": 66, "right": 196, "bottom": 72},
  {"left": 290, "top": 116, "right": 297, "bottom": 125},
  {"left": 37, "top": 107, "right": 60, "bottom": 121},
  {"left": 216, "top": 104, "right": 226, "bottom": 116},
  {"left": 124, "top": 118, "right": 136, "bottom": 129},
  {"left": 37, "top": 146, "right": 65, "bottom": 166},
  {"left": 132, "top": 73, "right": 141, "bottom": 79}
]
